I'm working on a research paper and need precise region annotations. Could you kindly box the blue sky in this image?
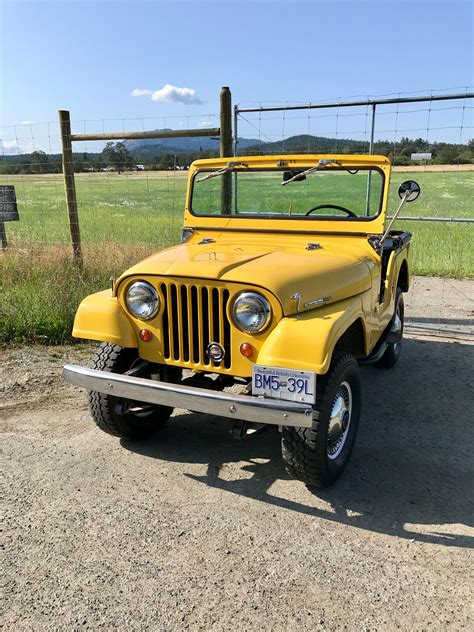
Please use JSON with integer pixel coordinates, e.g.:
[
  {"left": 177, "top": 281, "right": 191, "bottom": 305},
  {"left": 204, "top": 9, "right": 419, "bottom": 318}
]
[{"left": 1, "top": 0, "right": 472, "bottom": 152}]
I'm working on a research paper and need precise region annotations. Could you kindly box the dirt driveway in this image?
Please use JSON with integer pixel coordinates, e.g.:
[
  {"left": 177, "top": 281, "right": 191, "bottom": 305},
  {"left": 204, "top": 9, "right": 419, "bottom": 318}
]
[{"left": 1, "top": 278, "right": 473, "bottom": 630}]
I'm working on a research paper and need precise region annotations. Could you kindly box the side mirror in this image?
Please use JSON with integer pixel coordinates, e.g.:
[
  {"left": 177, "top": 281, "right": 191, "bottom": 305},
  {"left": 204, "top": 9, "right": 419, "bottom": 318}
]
[{"left": 398, "top": 180, "right": 421, "bottom": 202}]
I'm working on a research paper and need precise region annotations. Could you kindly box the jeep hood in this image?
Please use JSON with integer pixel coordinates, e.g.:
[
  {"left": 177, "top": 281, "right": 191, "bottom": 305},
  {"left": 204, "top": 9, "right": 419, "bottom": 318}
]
[{"left": 121, "top": 240, "right": 372, "bottom": 315}]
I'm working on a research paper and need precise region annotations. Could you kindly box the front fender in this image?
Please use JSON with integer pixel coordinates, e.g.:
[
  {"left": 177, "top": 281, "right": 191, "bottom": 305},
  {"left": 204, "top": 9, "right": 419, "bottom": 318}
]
[
  {"left": 72, "top": 290, "right": 137, "bottom": 348},
  {"left": 257, "top": 295, "right": 367, "bottom": 375}
]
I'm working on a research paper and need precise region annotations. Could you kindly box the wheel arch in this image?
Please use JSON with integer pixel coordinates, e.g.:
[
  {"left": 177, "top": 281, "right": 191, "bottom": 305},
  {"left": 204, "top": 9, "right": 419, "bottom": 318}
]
[
  {"left": 397, "top": 258, "right": 410, "bottom": 292},
  {"left": 334, "top": 317, "right": 367, "bottom": 358},
  {"left": 257, "top": 294, "right": 370, "bottom": 375}
]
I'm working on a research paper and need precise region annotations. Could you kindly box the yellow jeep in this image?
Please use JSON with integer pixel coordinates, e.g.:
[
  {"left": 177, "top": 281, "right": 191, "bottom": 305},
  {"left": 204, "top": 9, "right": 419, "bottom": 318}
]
[{"left": 64, "top": 154, "right": 420, "bottom": 488}]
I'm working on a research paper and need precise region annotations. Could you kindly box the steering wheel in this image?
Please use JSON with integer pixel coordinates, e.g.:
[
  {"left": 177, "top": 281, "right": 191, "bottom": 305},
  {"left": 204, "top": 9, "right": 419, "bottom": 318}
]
[{"left": 305, "top": 204, "right": 357, "bottom": 218}]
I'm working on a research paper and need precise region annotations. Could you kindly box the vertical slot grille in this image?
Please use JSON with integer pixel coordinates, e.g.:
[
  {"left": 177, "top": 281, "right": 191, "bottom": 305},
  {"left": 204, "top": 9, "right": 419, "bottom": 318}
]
[
  {"left": 170, "top": 284, "right": 180, "bottom": 360},
  {"left": 161, "top": 283, "right": 169, "bottom": 359},
  {"left": 180, "top": 285, "right": 189, "bottom": 362},
  {"left": 161, "top": 281, "right": 232, "bottom": 369}
]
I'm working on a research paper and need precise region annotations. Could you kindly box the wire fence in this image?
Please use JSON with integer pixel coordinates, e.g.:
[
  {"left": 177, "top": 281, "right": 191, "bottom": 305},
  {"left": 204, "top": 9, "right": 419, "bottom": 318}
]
[
  {"left": 0, "top": 89, "right": 473, "bottom": 339},
  {"left": 0, "top": 112, "right": 221, "bottom": 257},
  {"left": 234, "top": 89, "right": 474, "bottom": 337},
  {"left": 235, "top": 88, "right": 473, "bottom": 163}
]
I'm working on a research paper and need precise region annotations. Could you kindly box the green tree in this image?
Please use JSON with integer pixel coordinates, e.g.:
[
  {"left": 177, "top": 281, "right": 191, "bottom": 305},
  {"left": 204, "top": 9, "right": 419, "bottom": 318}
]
[
  {"left": 29, "top": 150, "right": 49, "bottom": 174},
  {"left": 102, "top": 142, "right": 134, "bottom": 173},
  {"left": 434, "top": 145, "right": 458, "bottom": 165}
]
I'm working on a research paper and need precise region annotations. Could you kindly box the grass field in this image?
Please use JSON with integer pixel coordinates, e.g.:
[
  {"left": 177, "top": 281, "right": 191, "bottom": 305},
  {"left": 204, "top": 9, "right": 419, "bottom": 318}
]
[
  {"left": 0, "top": 168, "right": 473, "bottom": 343},
  {"left": 2, "top": 171, "right": 187, "bottom": 248},
  {"left": 2, "top": 169, "right": 473, "bottom": 273}
]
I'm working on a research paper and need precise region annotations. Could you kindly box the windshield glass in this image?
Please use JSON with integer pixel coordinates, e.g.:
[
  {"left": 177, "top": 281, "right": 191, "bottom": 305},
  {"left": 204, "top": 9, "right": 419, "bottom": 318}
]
[{"left": 191, "top": 167, "right": 384, "bottom": 219}]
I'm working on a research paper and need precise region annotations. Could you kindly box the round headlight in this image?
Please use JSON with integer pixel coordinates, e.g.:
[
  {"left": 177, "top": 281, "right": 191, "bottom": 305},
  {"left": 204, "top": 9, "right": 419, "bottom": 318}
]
[
  {"left": 126, "top": 281, "right": 160, "bottom": 320},
  {"left": 232, "top": 292, "right": 271, "bottom": 334}
]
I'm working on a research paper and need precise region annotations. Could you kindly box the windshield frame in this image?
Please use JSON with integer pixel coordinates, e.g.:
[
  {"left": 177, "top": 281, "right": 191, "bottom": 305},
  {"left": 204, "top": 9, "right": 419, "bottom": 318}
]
[{"left": 189, "top": 166, "right": 386, "bottom": 222}]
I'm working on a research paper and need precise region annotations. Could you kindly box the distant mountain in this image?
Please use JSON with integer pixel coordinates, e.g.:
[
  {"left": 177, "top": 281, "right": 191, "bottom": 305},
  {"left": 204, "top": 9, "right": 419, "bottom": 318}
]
[
  {"left": 124, "top": 130, "right": 260, "bottom": 156},
  {"left": 245, "top": 134, "right": 368, "bottom": 154},
  {"left": 124, "top": 132, "right": 373, "bottom": 158}
]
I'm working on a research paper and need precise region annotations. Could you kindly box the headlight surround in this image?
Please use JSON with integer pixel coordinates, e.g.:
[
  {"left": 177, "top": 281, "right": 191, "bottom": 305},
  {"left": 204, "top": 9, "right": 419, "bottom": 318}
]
[
  {"left": 232, "top": 291, "right": 272, "bottom": 334},
  {"left": 125, "top": 281, "right": 160, "bottom": 320}
]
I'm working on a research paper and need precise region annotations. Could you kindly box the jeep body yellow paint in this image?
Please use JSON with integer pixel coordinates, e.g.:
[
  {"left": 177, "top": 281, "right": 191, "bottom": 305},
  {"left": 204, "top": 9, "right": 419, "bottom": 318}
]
[
  {"left": 65, "top": 153, "right": 416, "bottom": 488},
  {"left": 72, "top": 154, "right": 412, "bottom": 376}
]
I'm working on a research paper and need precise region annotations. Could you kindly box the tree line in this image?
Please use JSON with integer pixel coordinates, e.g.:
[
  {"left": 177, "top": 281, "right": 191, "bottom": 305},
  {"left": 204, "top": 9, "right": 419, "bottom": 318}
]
[{"left": 0, "top": 137, "right": 472, "bottom": 175}]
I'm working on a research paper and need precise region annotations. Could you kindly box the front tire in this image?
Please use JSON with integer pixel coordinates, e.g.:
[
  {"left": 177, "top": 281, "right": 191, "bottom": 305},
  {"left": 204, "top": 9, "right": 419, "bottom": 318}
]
[
  {"left": 88, "top": 342, "right": 178, "bottom": 440},
  {"left": 281, "top": 353, "right": 361, "bottom": 489}
]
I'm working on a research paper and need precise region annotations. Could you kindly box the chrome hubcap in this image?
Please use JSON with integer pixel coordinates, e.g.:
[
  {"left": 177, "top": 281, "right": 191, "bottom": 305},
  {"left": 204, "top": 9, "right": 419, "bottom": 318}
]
[{"left": 327, "top": 381, "right": 353, "bottom": 460}]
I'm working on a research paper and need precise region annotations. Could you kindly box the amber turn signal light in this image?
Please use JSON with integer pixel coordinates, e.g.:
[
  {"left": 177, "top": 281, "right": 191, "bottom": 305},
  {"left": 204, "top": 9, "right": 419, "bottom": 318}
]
[
  {"left": 240, "top": 342, "right": 254, "bottom": 357},
  {"left": 139, "top": 329, "right": 152, "bottom": 342}
]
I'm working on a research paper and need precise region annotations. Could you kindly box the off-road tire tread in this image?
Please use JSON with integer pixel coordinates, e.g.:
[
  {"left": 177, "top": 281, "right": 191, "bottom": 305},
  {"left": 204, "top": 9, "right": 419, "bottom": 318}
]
[
  {"left": 88, "top": 344, "right": 126, "bottom": 437},
  {"left": 281, "top": 352, "right": 358, "bottom": 489},
  {"left": 88, "top": 343, "right": 171, "bottom": 439}
]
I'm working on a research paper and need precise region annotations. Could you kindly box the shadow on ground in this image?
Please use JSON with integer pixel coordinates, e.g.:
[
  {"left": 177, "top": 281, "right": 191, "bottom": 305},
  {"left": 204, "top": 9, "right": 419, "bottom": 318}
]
[{"left": 123, "top": 337, "right": 474, "bottom": 548}]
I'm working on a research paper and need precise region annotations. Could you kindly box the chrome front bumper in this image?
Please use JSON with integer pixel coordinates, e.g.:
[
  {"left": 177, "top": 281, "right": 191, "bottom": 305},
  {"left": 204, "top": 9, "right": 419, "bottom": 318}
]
[{"left": 63, "top": 364, "right": 314, "bottom": 428}]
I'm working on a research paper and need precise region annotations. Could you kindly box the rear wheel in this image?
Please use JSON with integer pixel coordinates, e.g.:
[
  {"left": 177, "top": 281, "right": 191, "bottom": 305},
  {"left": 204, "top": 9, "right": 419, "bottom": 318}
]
[
  {"left": 281, "top": 353, "right": 361, "bottom": 489},
  {"left": 375, "top": 287, "right": 404, "bottom": 369},
  {"left": 88, "top": 342, "right": 180, "bottom": 440}
]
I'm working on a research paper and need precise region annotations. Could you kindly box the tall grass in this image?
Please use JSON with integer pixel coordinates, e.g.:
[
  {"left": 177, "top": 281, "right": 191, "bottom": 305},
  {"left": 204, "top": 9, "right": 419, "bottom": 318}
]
[
  {"left": 0, "top": 244, "right": 156, "bottom": 344},
  {"left": 0, "top": 169, "right": 472, "bottom": 344}
]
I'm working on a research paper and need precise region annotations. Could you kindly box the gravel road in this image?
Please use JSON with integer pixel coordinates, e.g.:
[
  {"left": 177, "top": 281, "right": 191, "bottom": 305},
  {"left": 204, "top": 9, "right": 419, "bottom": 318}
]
[{"left": 1, "top": 278, "right": 473, "bottom": 630}]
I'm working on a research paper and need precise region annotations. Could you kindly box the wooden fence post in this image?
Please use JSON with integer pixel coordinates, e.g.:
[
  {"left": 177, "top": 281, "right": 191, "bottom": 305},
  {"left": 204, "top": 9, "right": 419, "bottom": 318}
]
[
  {"left": 220, "top": 86, "right": 233, "bottom": 214},
  {"left": 59, "top": 110, "right": 82, "bottom": 267}
]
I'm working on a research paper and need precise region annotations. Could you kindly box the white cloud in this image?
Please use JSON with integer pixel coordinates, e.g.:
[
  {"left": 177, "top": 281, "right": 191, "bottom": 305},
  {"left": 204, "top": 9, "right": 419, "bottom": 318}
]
[
  {"left": 200, "top": 121, "right": 212, "bottom": 128},
  {"left": 131, "top": 84, "right": 202, "bottom": 105},
  {"left": 1, "top": 139, "right": 19, "bottom": 149},
  {"left": 20, "top": 120, "right": 35, "bottom": 125},
  {"left": 0, "top": 139, "right": 34, "bottom": 153},
  {"left": 152, "top": 84, "right": 202, "bottom": 104},
  {"left": 131, "top": 89, "right": 153, "bottom": 97}
]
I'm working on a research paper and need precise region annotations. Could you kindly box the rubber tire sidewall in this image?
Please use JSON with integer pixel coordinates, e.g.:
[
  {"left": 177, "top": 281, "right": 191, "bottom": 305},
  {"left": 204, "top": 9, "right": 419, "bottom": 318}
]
[
  {"left": 282, "top": 354, "right": 362, "bottom": 489},
  {"left": 319, "top": 357, "right": 361, "bottom": 480}
]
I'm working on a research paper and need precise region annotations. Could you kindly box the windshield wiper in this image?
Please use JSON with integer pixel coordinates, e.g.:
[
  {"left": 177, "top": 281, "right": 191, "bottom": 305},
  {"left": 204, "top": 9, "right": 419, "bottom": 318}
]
[
  {"left": 196, "top": 161, "right": 248, "bottom": 182},
  {"left": 281, "top": 159, "right": 342, "bottom": 186}
]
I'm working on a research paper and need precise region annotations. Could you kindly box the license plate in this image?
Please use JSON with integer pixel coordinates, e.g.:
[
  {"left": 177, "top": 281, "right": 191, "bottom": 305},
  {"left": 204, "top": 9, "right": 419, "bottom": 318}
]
[{"left": 252, "top": 365, "right": 316, "bottom": 404}]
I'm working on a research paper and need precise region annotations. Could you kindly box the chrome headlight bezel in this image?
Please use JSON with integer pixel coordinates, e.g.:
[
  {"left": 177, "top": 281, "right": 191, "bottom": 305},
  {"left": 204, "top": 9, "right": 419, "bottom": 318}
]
[
  {"left": 125, "top": 280, "right": 160, "bottom": 321},
  {"left": 232, "top": 291, "right": 272, "bottom": 334}
]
